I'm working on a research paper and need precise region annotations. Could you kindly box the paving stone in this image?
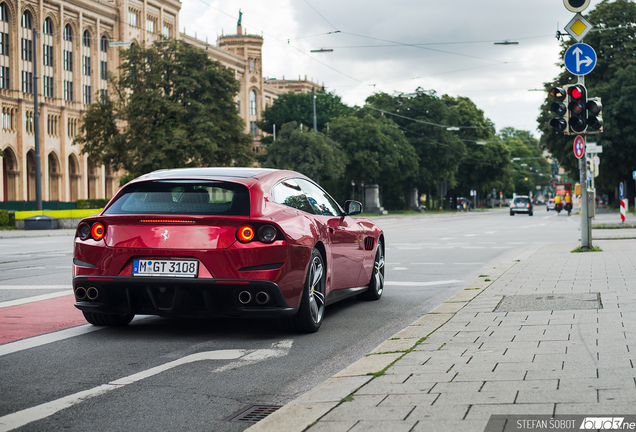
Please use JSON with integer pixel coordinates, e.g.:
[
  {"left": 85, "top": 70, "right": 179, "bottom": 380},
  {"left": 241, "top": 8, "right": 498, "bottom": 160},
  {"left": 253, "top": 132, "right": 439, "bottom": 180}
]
[
  {"left": 464, "top": 403, "right": 555, "bottom": 419},
  {"left": 320, "top": 404, "right": 414, "bottom": 422},
  {"left": 333, "top": 353, "right": 402, "bottom": 378},
  {"left": 370, "top": 338, "right": 419, "bottom": 354},
  {"left": 432, "top": 389, "right": 518, "bottom": 405},
  {"left": 515, "top": 387, "right": 598, "bottom": 403},
  {"left": 554, "top": 401, "right": 636, "bottom": 414},
  {"left": 598, "top": 388, "right": 636, "bottom": 402},
  {"left": 429, "top": 302, "right": 467, "bottom": 314},
  {"left": 306, "top": 420, "right": 357, "bottom": 432},
  {"left": 404, "top": 404, "right": 470, "bottom": 420},
  {"left": 411, "top": 419, "right": 488, "bottom": 432},
  {"left": 377, "top": 393, "right": 439, "bottom": 407},
  {"left": 296, "top": 376, "right": 373, "bottom": 404},
  {"left": 348, "top": 420, "right": 418, "bottom": 432}
]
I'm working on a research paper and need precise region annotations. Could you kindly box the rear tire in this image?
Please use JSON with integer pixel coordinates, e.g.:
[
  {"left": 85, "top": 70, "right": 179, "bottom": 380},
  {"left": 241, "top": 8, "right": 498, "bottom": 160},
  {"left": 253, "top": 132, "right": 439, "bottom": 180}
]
[
  {"left": 82, "top": 311, "right": 134, "bottom": 326},
  {"left": 286, "top": 249, "right": 325, "bottom": 333},
  {"left": 529, "top": 212, "right": 533, "bottom": 216},
  {"left": 510, "top": 211, "right": 514, "bottom": 216},
  {"left": 358, "top": 240, "right": 384, "bottom": 301}
]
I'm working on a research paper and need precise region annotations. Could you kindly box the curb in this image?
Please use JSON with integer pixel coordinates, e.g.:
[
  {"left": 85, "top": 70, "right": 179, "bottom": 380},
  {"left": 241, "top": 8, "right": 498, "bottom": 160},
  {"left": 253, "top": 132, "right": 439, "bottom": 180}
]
[{"left": 246, "top": 260, "right": 519, "bottom": 432}]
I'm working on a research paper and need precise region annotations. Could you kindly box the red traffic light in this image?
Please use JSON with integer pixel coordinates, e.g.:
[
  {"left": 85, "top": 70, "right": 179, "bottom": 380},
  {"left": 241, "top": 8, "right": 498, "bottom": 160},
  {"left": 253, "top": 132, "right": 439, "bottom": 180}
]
[{"left": 568, "top": 84, "right": 585, "bottom": 100}]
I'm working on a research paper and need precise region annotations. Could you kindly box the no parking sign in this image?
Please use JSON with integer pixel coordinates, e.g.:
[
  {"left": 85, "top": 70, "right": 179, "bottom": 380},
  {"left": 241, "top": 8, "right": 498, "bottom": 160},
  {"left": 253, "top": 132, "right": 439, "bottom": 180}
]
[{"left": 574, "top": 135, "right": 585, "bottom": 159}]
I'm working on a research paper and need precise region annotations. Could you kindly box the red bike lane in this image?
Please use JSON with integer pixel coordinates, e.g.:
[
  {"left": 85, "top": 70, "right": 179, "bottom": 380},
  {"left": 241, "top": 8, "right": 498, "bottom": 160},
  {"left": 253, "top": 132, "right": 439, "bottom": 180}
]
[{"left": 0, "top": 295, "right": 87, "bottom": 345}]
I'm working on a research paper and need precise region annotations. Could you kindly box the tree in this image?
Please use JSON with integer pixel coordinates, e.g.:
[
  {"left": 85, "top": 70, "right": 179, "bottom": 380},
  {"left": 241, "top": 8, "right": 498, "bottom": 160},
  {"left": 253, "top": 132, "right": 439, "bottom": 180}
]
[
  {"left": 257, "top": 90, "right": 355, "bottom": 146},
  {"left": 538, "top": 0, "right": 636, "bottom": 202},
  {"left": 499, "top": 128, "right": 550, "bottom": 196},
  {"left": 76, "top": 39, "right": 254, "bottom": 179},
  {"left": 327, "top": 113, "right": 419, "bottom": 209},
  {"left": 261, "top": 122, "right": 347, "bottom": 183}
]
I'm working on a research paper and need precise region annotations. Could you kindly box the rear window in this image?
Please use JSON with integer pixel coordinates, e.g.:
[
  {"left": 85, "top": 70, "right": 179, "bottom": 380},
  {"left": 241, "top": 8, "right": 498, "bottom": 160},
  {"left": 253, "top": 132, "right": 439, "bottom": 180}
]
[
  {"left": 514, "top": 197, "right": 530, "bottom": 204},
  {"left": 104, "top": 181, "right": 250, "bottom": 216}
]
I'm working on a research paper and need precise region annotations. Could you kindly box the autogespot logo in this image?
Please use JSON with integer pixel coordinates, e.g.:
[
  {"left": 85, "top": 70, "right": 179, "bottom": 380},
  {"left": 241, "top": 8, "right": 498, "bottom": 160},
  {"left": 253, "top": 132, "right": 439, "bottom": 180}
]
[{"left": 580, "top": 418, "right": 627, "bottom": 429}]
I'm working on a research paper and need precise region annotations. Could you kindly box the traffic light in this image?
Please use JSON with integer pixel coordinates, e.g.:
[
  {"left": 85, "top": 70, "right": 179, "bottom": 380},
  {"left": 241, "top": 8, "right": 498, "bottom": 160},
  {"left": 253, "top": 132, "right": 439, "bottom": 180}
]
[
  {"left": 563, "top": 0, "right": 590, "bottom": 12},
  {"left": 586, "top": 97, "right": 603, "bottom": 132},
  {"left": 548, "top": 87, "right": 568, "bottom": 133},
  {"left": 567, "top": 84, "right": 587, "bottom": 133}
]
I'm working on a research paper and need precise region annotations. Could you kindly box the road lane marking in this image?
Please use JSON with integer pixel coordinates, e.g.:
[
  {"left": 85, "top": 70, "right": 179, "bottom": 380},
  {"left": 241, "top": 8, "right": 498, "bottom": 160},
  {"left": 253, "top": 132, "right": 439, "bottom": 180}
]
[
  {"left": 461, "top": 247, "right": 485, "bottom": 249},
  {"left": 0, "top": 341, "right": 293, "bottom": 432},
  {"left": 384, "top": 280, "right": 461, "bottom": 286},
  {"left": 7, "top": 267, "right": 46, "bottom": 271},
  {"left": 0, "top": 291, "right": 71, "bottom": 308},
  {"left": 453, "top": 263, "right": 484, "bottom": 265},
  {"left": 0, "top": 285, "right": 71, "bottom": 290},
  {"left": 465, "top": 234, "right": 476, "bottom": 237},
  {"left": 392, "top": 267, "right": 408, "bottom": 270},
  {"left": 0, "top": 325, "right": 103, "bottom": 358},
  {"left": 485, "top": 231, "right": 497, "bottom": 234},
  {"left": 410, "top": 263, "right": 443, "bottom": 265}
]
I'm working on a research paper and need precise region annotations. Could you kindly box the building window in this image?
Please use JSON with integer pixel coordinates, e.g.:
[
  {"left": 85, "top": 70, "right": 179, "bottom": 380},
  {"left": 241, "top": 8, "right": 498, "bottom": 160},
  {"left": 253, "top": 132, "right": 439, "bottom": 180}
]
[
  {"left": 83, "top": 56, "right": 91, "bottom": 76},
  {"left": 250, "top": 121, "right": 258, "bottom": 136},
  {"left": 64, "top": 24, "right": 73, "bottom": 41},
  {"left": 82, "top": 30, "right": 91, "bottom": 47},
  {"left": 162, "top": 24, "right": 171, "bottom": 38},
  {"left": 236, "top": 94, "right": 241, "bottom": 112},
  {"left": 43, "top": 44, "right": 53, "bottom": 66},
  {"left": 68, "top": 117, "right": 78, "bottom": 138},
  {"left": 21, "top": 71, "right": 33, "bottom": 94},
  {"left": 100, "top": 89, "right": 108, "bottom": 103},
  {"left": 147, "top": 17, "right": 156, "bottom": 33},
  {"left": 101, "top": 61, "right": 108, "bottom": 80},
  {"left": 0, "top": 32, "right": 8, "bottom": 56},
  {"left": 0, "top": 3, "right": 7, "bottom": 23},
  {"left": 249, "top": 90, "right": 257, "bottom": 116},
  {"left": 25, "top": 111, "right": 33, "bottom": 134},
  {"left": 64, "top": 81, "right": 73, "bottom": 102},
  {"left": 83, "top": 85, "right": 91, "bottom": 105},
  {"left": 43, "top": 17, "right": 53, "bottom": 35},
  {"left": 21, "top": 38, "right": 32, "bottom": 61},
  {"left": 2, "top": 107, "right": 14, "bottom": 131},
  {"left": 21, "top": 11, "right": 32, "bottom": 29},
  {"left": 100, "top": 36, "right": 108, "bottom": 53},
  {"left": 250, "top": 58, "right": 254, "bottom": 72},
  {"left": 64, "top": 51, "right": 73, "bottom": 71},
  {"left": 0, "top": 66, "right": 9, "bottom": 89},
  {"left": 44, "top": 76, "right": 54, "bottom": 98},
  {"left": 129, "top": 10, "right": 138, "bottom": 27}
]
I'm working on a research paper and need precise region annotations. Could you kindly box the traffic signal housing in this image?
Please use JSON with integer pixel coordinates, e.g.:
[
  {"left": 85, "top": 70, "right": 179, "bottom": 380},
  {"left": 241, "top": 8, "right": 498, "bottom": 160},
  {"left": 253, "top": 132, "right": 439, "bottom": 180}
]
[
  {"left": 586, "top": 97, "right": 603, "bottom": 132},
  {"left": 568, "top": 84, "right": 587, "bottom": 133},
  {"left": 548, "top": 87, "right": 568, "bottom": 133}
]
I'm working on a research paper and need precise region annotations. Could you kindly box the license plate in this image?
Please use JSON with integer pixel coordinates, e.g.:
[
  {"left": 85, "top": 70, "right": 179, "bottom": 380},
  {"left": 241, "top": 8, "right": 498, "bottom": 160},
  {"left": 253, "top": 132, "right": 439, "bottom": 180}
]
[{"left": 133, "top": 259, "right": 198, "bottom": 277}]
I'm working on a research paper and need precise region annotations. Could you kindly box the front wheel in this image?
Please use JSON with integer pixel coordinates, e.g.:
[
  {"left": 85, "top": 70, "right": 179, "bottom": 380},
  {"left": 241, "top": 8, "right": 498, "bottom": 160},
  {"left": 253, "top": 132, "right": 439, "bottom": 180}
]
[
  {"left": 286, "top": 249, "right": 326, "bottom": 333},
  {"left": 82, "top": 311, "right": 134, "bottom": 326},
  {"left": 358, "top": 240, "right": 385, "bottom": 301}
]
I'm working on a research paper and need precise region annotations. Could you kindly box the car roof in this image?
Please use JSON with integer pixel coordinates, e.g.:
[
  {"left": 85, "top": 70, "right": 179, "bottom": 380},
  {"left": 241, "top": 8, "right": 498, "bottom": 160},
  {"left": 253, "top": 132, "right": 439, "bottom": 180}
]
[{"left": 141, "top": 167, "right": 279, "bottom": 180}]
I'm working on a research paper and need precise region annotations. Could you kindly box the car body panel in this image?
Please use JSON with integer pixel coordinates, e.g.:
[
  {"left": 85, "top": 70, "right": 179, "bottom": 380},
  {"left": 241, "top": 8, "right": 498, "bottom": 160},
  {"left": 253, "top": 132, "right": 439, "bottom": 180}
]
[{"left": 72, "top": 168, "right": 383, "bottom": 322}]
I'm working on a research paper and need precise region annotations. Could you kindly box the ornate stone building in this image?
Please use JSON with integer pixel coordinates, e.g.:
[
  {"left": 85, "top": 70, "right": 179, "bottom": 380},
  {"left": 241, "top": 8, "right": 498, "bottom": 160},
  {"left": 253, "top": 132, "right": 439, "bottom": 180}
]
[{"left": 0, "top": 0, "right": 320, "bottom": 205}]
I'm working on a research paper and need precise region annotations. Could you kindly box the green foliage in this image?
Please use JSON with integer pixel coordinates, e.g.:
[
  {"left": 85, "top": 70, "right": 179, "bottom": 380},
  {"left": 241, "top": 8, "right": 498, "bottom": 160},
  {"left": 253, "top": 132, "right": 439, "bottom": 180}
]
[
  {"left": 261, "top": 122, "right": 347, "bottom": 184},
  {"left": 0, "top": 209, "right": 10, "bottom": 226},
  {"left": 257, "top": 90, "right": 354, "bottom": 140},
  {"left": 76, "top": 39, "right": 254, "bottom": 178},
  {"left": 328, "top": 113, "right": 419, "bottom": 209},
  {"left": 500, "top": 128, "right": 550, "bottom": 195},
  {"left": 539, "top": 0, "right": 636, "bottom": 198},
  {"left": 76, "top": 199, "right": 109, "bottom": 209}
]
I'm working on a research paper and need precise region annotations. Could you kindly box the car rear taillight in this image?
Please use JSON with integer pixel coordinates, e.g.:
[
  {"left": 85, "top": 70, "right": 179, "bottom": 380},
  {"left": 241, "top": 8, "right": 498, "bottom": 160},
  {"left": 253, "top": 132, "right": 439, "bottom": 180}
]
[
  {"left": 77, "top": 222, "right": 91, "bottom": 240},
  {"left": 77, "top": 222, "right": 105, "bottom": 241},
  {"left": 528, "top": 204, "right": 531, "bottom": 208},
  {"left": 91, "top": 223, "right": 105, "bottom": 241},
  {"left": 258, "top": 225, "right": 277, "bottom": 243},
  {"left": 237, "top": 225, "right": 255, "bottom": 242}
]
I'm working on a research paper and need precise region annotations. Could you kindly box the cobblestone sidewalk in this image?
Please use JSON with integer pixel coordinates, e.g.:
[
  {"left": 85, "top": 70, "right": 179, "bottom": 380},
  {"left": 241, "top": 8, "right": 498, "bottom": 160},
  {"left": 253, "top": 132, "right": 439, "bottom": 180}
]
[{"left": 249, "top": 239, "right": 636, "bottom": 432}]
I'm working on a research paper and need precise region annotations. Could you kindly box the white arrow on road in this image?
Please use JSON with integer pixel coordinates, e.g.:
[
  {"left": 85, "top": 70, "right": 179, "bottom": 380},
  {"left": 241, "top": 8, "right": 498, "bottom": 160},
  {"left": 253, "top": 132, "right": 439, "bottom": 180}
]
[
  {"left": 0, "top": 340, "right": 294, "bottom": 432},
  {"left": 573, "top": 46, "right": 593, "bottom": 72}
]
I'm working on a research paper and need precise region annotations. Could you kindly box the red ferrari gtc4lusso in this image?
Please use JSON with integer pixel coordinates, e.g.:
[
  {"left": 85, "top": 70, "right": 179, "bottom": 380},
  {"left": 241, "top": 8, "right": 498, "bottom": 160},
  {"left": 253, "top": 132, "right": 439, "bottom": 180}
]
[{"left": 72, "top": 168, "right": 385, "bottom": 332}]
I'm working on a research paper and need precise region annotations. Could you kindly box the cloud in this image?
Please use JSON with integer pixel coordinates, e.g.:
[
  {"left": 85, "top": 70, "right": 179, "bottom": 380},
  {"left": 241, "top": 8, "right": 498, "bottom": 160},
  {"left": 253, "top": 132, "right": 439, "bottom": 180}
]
[{"left": 181, "top": 0, "right": 604, "bottom": 136}]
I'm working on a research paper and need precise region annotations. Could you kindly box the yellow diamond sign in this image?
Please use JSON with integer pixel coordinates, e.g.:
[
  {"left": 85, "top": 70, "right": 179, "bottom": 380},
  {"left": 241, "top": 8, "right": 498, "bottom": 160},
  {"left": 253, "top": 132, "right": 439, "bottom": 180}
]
[{"left": 565, "top": 13, "right": 593, "bottom": 42}]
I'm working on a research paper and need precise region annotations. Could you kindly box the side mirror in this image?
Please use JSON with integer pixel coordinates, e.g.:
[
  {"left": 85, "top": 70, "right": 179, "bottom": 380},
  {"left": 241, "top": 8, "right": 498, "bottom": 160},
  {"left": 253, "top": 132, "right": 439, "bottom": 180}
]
[{"left": 344, "top": 200, "right": 362, "bottom": 216}]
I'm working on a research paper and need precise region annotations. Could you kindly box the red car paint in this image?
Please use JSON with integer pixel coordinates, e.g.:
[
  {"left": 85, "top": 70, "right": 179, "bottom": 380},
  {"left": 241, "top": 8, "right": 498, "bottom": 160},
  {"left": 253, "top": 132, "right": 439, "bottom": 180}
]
[{"left": 72, "top": 168, "right": 384, "bottom": 330}]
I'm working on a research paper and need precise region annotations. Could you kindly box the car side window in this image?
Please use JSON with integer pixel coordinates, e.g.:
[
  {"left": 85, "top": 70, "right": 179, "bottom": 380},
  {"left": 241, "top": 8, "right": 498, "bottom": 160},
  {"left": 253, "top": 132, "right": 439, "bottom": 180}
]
[
  {"left": 272, "top": 179, "right": 314, "bottom": 214},
  {"left": 295, "top": 179, "right": 343, "bottom": 217}
]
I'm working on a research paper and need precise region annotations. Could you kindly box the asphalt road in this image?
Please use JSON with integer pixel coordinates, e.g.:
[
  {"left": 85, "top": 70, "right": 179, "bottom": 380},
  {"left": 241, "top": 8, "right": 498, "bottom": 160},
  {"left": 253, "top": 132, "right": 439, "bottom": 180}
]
[{"left": 0, "top": 207, "right": 581, "bottom": 432}]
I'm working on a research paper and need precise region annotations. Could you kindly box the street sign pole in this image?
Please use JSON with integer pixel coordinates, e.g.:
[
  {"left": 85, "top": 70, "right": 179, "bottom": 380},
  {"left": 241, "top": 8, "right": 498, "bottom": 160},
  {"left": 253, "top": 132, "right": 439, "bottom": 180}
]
[{"left": 577, "top": 77, "right": 592, "bottom": 249}]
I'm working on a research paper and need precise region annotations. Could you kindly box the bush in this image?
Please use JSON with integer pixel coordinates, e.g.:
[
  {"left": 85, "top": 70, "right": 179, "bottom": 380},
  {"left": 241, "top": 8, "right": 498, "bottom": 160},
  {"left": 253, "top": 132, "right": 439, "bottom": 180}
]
[
  {"left": 76, "top": 199, "right": 109, "bottom": 209},
  {"left": 0, "top": 209, "right": 9, "bottom": 226}
]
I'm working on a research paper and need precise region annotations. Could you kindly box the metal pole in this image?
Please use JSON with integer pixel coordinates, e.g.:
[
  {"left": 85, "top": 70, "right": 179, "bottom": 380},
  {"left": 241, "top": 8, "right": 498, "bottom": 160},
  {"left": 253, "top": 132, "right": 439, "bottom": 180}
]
[
  {"left": 578, "top": 75, "right": 591, "bottom": 249},
  {"left": 273, "top": 124, "right": 276, "bottom": 141},
  {"left": 33, "top": 28, "right": 42, "bottom": 211},
  {"left": 312, "top": 87, "right": 317, "bottom": 133}
]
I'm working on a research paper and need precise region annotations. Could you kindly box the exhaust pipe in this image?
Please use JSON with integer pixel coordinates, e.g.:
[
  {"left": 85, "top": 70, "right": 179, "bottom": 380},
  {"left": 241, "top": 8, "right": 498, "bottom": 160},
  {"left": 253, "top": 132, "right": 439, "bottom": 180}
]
[
  {"left": 255, "top": 291, "right": 270, "bottom": 305},
  {"left": 86, "top": 287, "right": 99, "bottom": 300},
  {"left": 75, "top": 287, "right": 87, "bottom": 300},
  {"left": 238, "top": 291, "right": 252, "bottom": 304}
]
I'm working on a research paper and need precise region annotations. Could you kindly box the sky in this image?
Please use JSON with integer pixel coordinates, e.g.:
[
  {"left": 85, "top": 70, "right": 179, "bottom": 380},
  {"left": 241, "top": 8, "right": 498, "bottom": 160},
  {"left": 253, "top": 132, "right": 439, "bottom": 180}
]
[{"left": 179, "top": 0, "right": 605, "bottom": 137}]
